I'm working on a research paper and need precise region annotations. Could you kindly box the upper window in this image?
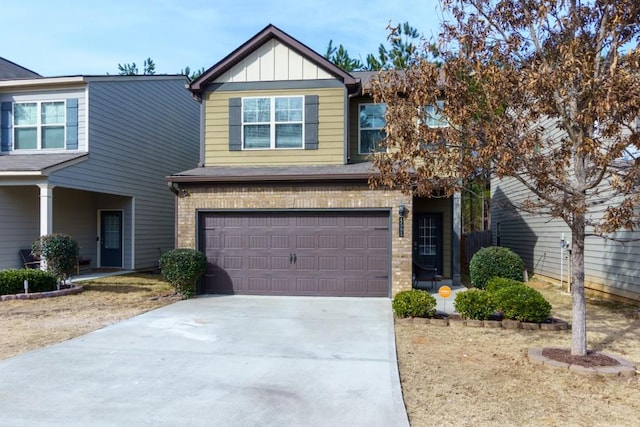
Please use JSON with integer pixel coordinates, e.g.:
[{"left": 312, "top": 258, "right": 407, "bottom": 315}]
[
  {"left": 359, "top": 103, "right": 387, "bottom": 154},
  {"left": 422, "top": 100, "right": 448, "bottom": 128},
  {"left": 242, "top": 96, "right": 303, "bottom": 149},
  {"left": 13, "top": 101, "right": 66, "bottom": 150}
]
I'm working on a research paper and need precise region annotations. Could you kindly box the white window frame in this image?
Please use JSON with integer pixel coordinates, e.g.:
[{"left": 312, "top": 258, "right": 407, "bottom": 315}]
[
  {"left": 358, "top": 103, "right": 387, "bottom": 155},
  {"left": 241, "top": 95, "right": 304, "bottom": 150},
  {"left": 13, "top": 100, "right": 66, "bottom": 150}
]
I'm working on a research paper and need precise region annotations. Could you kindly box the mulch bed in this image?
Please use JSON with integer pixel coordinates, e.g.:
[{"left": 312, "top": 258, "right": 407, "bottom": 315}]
[{"left": 542, "top": 348, "right": 621, "bottom": 368}]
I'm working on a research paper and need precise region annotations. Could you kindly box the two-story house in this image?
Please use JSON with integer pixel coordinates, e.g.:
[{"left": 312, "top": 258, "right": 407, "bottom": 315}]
[
  {"left": 0, "top": 72, "right": 200, "bottom": 271},
  {"left": 168, "top": 25, "right": 462, "bottom": 297}
]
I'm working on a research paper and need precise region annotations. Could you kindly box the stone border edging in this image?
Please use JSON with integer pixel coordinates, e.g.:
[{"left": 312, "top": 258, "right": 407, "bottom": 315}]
[
  {"left": 396, "top": 316, "right": 569, "bottom": 331},
  {"left": 0, "top": 285, "right": 83, "bottom": 301},
  {"left": 528, "top": 347, "right": 637, "bottom": 377}
]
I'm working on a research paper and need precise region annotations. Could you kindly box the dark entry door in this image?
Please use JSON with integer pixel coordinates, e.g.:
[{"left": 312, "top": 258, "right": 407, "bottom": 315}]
[
  {"left": 413, "top": 213, "right": 443, "bottom": 274},
  {"left": 100, "top": 210, "right": 123, "bottom": 268}
]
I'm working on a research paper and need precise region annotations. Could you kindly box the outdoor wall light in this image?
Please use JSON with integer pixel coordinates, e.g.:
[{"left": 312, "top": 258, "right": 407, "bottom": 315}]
[
  {"left": 398, "top": 203, "right": 407, "bottom": 237},
  {"left": 399, "top": 203, "right": 407, "bottom": 217}
]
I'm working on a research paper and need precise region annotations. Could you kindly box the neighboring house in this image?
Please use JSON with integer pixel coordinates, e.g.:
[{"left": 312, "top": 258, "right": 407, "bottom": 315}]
[
  {"left": 167, "top": 24, "right": 462, "bottom": 297},
  {"left": 0, "top": 57, "right": 40, "bottom": 80},
  {"left": 0, "top": 74, "right": 200, "bottom": 271},
  {"left": 492, "top": 172, "right": 640, "bottom": 303}
]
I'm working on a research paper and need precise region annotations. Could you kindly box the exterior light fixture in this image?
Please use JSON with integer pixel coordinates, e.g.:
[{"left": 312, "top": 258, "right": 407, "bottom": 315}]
[{"left": 398, "top": 203, "right": 407, "bottom": 237}]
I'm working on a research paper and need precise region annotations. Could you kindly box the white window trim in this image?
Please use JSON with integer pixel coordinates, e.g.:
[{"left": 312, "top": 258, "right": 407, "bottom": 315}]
[
  {"left": 241, "top": 95, "right": 305, "bottom": 150},
  {"left": 13, "top": 100, "right": 67, "bottom": 151},
  {"left": 358, "top": 103, "right": 387, "bottom": 155}
]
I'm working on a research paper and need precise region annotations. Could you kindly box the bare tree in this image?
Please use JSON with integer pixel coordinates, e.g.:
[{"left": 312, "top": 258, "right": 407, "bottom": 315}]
[{"left": 369, "top": 0, "right": 640, "bottom": 355}]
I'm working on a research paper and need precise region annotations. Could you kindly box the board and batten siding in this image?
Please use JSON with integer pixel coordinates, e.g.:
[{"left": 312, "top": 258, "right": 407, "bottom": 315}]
[
  {"left": 204, "top": 87, "right": 345, "bottom": 166},
  {"left": 49, "top": 77, "right": 200, "bottom": 269},
  {"left": 0, "top": 87, "right": 87, "bottom": 151},
  {"left": 214, "top": 39, "right": 333, "bottom": 83},
  {"left": 492, "top": 175, "right": 640, "bottom": 302}
]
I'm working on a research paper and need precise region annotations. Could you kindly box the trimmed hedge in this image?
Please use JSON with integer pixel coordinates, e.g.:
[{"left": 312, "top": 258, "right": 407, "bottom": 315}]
[
  {"left": 486, "top": 277, "right": 525, "bottom": 294},
  {"left": 454, "top": 289, "right": 496, "bottom": 320},
  {"left": 392, "top": 290, "right": 437, "bottom": 318},
  {"left": 469, "top": 246, "right": 524, "bottom": 290},
  {"left": 0, "top": 269, "right": 57, "bottom": 295},
  {"left": 490, "top": 285, "right": 551, "bottom": 323},
  {"left": 159, "top": 248, "right": 207, "bottom": 299}
]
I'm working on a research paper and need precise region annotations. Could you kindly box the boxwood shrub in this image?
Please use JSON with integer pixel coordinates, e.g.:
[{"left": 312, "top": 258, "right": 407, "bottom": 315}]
[
  {"left": 486, "top": 277, "right": 525, "bottom": 294},
  {"left": 0, "top": 269, "right": 57, "bottom": 295},
  {"left": 392, "top": 290, "right": 437, "bottom": 318},
  {"left": 159, "top": 248, "right": 207, "bottom": 299},
  {"left": 490, "top": 285, "right": 552, "bottom": 323},
  {"left": 454, "top": 289, "right": 496, "bottom": 320},
  {"left": 469, "top": 246, "right": 525, "bottom": 290}
]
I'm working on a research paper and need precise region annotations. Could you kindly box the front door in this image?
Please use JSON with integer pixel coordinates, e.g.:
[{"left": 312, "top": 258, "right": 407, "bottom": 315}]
[
  {"left": 100, "top": 210, "right": 123, "bottom": 268},
  {"left": 413, "top": 213, "right": 443, "bottom": 274}
]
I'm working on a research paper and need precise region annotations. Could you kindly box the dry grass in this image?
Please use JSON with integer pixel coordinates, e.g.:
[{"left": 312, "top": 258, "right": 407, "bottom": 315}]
[
  {"left": 396, "top": 279, "right": 640, "bottom": 427},
  {"left": 0, "top": 273, "right": 180, "bottom": 360}
]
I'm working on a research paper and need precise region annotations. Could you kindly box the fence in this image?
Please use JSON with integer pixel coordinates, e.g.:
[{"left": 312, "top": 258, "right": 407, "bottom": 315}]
[{"left": 461, "top": 230, "right": 492, "bottom": 270}]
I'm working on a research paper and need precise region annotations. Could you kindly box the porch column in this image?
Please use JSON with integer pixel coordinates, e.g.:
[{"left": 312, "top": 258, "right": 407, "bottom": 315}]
[
  {"left": 452, "top": 191, "right": 462, "bottom": 286},
  {"left": 38, "top": 183, "right": 54, "bottom": 236}
]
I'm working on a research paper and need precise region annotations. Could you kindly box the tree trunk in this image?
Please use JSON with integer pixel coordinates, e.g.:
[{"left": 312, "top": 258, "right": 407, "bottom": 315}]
[{"left": 570, "top": 216, "right": 587, "bottom": 356}]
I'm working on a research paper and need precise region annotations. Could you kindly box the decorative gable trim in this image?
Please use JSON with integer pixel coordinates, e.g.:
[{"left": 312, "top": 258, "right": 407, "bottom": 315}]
[{"left": 190, "top": 24, "right": 359, "bottom": 97}]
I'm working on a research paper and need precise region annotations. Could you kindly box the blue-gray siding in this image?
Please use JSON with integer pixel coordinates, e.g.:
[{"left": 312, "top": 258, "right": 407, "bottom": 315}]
[
  {"left": 492, "top": 175, "right": 640, "bottom": 301},
  {"left": 48, "top": 77, "right": 199, "bottom": 269}
]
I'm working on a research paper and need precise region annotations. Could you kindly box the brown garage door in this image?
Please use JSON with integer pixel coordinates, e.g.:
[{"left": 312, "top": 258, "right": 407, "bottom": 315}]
[{"left": 198, "top": 211, "right": 390, "bottom": 297}]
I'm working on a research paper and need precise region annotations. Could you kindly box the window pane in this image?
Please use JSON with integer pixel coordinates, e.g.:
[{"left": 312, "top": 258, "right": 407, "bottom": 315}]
[
  {"left": 14, "top": 103, "right": 37, "bottom": 126},
  {"left": 360, "top": 129, "right": 386, "bottom": 153},
  {"left": 42, "top": 102, "right": 65, "bottom": 125},
  {"left": 275, "top": 124, "right": 302, "bottom": 148},
  {"left": 244, "top": 124, "right": 270, "bottom": 148},
  {"left": 359, "top": 104, "right": 386, "bottom": 128},
  {"left": 275, "top": 97, "right": 302, "bottom": 122},
  {"left": 14, "top": 128, "right": 37, "bottom": 149},
  {"left": 42, "top": 126, "right": 65, "bottom": 149},
  {"left": 243, "top": 98, "right": 270, "bottom": 123},
  {"left": 424, "top": 101, "right": 448, "bottom": 128}
]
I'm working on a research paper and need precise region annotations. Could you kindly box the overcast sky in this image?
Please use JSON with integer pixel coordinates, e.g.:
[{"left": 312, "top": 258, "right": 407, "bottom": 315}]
[{"left": 1, "top": 0, "right": 445, "bottom": 77}]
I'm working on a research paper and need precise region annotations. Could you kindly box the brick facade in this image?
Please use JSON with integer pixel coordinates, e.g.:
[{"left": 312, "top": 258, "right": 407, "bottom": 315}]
[{"left": 176, "top": 182, "right": 413, "bottom": 296}]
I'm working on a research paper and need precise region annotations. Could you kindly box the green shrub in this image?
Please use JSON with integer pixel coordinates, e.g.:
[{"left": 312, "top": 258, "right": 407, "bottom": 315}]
[
  {"left": 32, "top": 234, "right": 79, "bottom": 283},
  {"left": 469, "top": 246, "right": 524, "bottom": 290},
  {"left": 491, "top": 285, "right": 552, "bottom": 323},
  {"left": 453, "top": 289, "right": 496, "bottom": 320},
  {"left": 159, "top": 248, "right": 207, "bottom": 298},
  {"left": 486, "top": 277, "right": 525, "bottom": 294},
  {"left": 0, "top": 269, "right": 57, "bottom": 295},
  {"left": 392, "top": 290, "right": 437, "bottom": 318}
]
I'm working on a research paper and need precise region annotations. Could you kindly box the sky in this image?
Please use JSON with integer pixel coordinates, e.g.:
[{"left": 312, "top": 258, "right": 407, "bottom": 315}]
[{"left": 1, "top": 0, "right": 445, "bottom": 77}]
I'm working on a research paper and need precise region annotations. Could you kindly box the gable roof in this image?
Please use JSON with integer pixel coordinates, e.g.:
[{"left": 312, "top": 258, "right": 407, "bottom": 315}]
[
  {"left": 189, "top": 24, "right": 360, "bottom": 96},
  {"left": 0, "top": 57, "right": 40, "bottom": 80}
]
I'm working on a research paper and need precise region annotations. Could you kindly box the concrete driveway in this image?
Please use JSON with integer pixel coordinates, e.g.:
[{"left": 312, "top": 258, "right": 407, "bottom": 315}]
[{"left": 0, "top": 296, "right": 409, "bottom": 427}]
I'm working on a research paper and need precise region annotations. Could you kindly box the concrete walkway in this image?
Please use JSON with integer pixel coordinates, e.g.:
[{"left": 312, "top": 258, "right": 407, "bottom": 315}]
[{"left": 0, "top": 296, "right": 409, "bottom": 427}]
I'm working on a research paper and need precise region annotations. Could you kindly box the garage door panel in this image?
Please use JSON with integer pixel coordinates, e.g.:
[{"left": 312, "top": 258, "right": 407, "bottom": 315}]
[
  {"left": 344, "top": 235, "right": 366, "bottom": 249},
  {"left": 200, "top": 211, "right": 390, "bottom": 297},
  {"left": 271, "top": 256, "right": 290, "bottom": 270}
]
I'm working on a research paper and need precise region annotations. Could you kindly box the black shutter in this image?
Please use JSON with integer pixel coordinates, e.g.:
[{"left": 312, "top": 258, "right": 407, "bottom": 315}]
[
  {"left": 304, "top": 95, "right": 319, "bottom": 150},
  {"left": 228, "top": 98, "right": 242, "bottom": 151}
]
